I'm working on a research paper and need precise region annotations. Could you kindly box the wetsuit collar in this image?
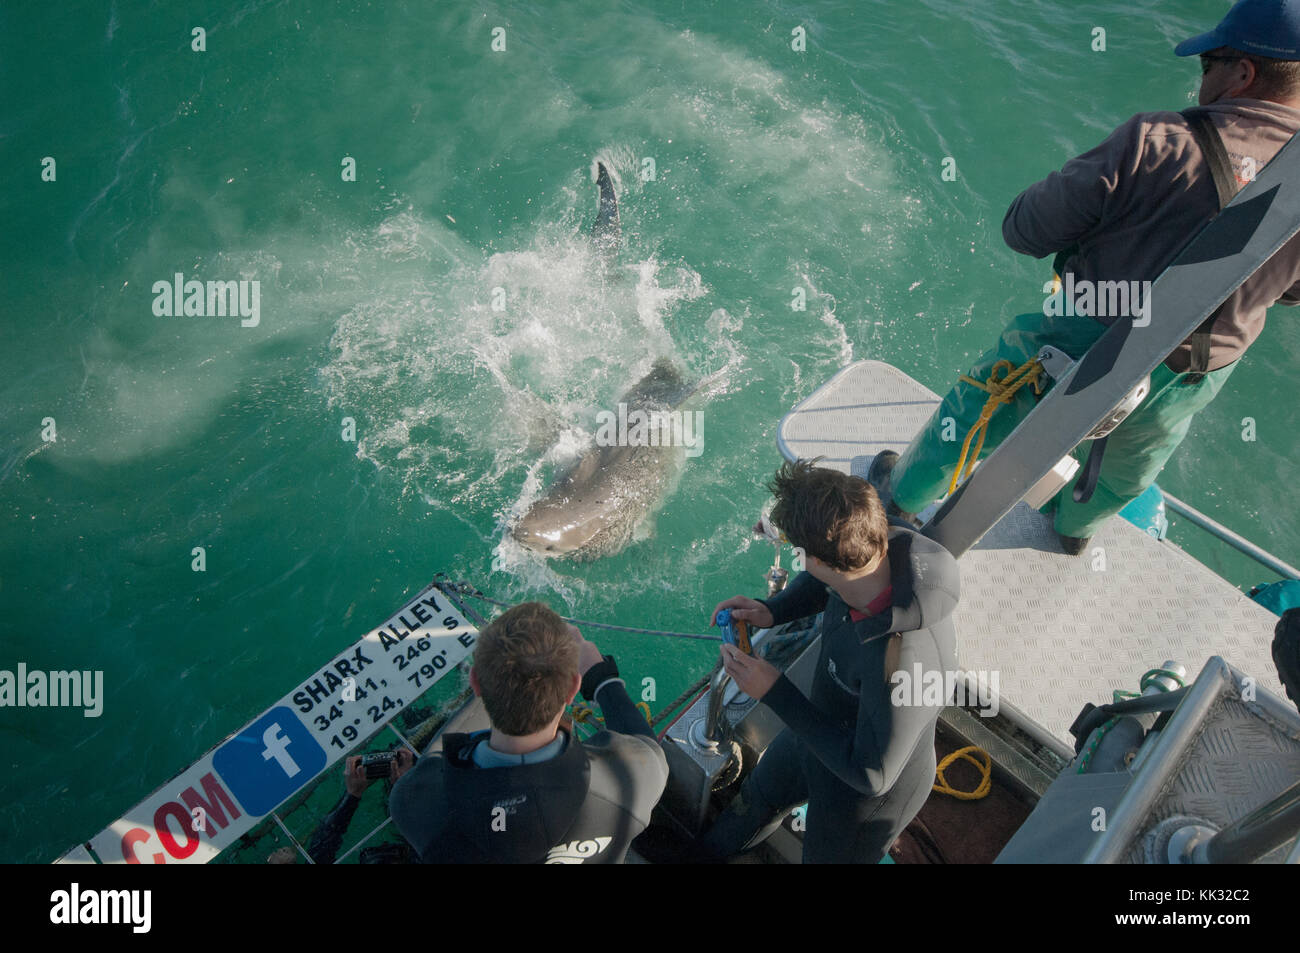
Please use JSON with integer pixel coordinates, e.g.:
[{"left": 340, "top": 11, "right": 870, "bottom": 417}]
[
  {"left": 848, "top": 586, "right": 894, "bottom": 622},
  {"left": 471, "top": 729, "right": 567, "bottom": 768},
  {"left": 838, "top": 528, "right": 922, "bottom": 638}
]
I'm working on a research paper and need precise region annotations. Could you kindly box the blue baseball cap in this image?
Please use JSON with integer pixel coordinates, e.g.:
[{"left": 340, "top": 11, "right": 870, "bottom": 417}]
[{"left": 1175, "top": 0, "right": 1300, "bottom": 59}]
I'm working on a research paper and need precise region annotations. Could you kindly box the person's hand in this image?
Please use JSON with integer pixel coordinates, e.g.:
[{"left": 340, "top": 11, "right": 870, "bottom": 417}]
[
  {"left": 344, "top": 755, "right": 371, "bottom": 797},
  {"left": 570, "top": 624, "right": 604, "bottom": 676},
  {"left": 390, "top": 748, "right": 416, "bottom": 782},
  {"left": 710, "top": 596, "right": 774, "bottom": 629},
  {"left": 720, "top": 644, "right": 781, "bottom": 700}
]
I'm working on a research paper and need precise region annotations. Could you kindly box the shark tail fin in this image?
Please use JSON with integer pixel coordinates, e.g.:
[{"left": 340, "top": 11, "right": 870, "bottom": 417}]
[{"left": 591, "top": 160, "right": 620, "bottom": 255}]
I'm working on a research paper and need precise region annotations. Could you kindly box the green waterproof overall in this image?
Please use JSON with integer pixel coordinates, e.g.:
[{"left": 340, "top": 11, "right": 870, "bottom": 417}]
[{"left": 890, "top": 310, "right": 1236, "bottom": 539}]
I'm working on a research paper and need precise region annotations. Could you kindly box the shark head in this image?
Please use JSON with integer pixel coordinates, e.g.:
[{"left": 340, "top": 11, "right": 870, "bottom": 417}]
[{"left": 511, "top": 466, "right": 631, "bottom": 558}]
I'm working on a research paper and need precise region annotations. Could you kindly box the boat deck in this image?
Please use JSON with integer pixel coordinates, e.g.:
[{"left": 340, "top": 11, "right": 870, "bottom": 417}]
[{"left": 777, "top": 360, "right": 1285, "bottom": 744}]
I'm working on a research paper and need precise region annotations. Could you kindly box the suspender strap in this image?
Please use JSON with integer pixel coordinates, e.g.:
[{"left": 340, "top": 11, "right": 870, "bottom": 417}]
[
  {"left": 1180, "top": 109, "right": 1238, "bottom": 383},
  {"left": 1184, "top": 110, "right": 1237, "bottom": 210},
  {"left": 1071, "top": 434, "right": 1108, "bottom": 504},
  {"left": 1186, "top": 315, "right": 1215, "bottom": 383}
]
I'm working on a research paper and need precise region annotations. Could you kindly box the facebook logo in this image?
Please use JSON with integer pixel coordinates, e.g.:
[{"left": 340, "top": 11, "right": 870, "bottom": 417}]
[
  {"left": 213, "top": 707, "right": 326, "bottom": 816},
  {"left": 262, "top": 723, "right": 301, "bottom": 776}
]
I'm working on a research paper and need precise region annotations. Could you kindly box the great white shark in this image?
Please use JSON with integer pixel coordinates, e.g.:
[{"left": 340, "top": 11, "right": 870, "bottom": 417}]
[
  {"left": 511, "top": 162, "right": 700, "bottom": 558},
  {"left": 512, "top": 357, "right": 700, "bottom": 559}
]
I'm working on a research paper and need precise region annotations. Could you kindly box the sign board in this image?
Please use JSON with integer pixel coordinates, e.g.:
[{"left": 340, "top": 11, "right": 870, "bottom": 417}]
[{"left": 82, "top": 583, "right": 476, "bottom": 864}]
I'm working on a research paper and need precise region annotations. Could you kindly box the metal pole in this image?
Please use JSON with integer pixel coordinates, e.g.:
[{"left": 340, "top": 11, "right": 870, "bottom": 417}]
[
  {"left": 1160, "top": 491, "right": 1300, "bottom": 581},
  {"left": 1204, "top": 778, "right": 1300, "bottom": 864},
  {"left": 1083, "top": 658, "right": 1231, "bottom": 863}
]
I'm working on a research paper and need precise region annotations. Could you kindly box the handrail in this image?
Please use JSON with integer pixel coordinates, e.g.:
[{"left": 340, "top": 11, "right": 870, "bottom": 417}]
[
  {"left": 1204, "top": 778, "right": 1300, "bottom": 863},
  {"left": 1160, "top": 491, "right": 1300, "bottom": 581}
]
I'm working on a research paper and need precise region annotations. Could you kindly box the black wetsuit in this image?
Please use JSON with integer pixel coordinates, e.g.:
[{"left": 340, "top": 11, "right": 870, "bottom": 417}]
[
  {"left": 699, "top": 523, "right": 960, "bottom": 863},
  {"left": 306, "top": 792, "right": 360, "bottom": 864},
  {"left": 389, "top": 659, "right": 668, "bottom": 863},
  {"left": 306, "top": 791, "right": 413, "bottom": 864}
]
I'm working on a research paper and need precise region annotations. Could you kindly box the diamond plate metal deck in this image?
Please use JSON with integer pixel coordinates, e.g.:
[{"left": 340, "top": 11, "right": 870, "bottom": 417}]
[
  {"left": 1126, "top": 692, "right": 1300, "bottom": 864},
  {"left": 777, "top": 360, "right": 1287, "bottom": 743}
]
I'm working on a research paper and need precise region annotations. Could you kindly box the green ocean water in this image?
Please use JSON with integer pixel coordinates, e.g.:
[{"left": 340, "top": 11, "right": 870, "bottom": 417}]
[{"left": 2, "top": 0, "right": 1296, "bottom": 863}]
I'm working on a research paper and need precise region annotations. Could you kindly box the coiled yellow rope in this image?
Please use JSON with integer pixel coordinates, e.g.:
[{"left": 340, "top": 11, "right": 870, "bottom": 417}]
[
  {"left": 932, "top": 745, "right": 992, "bottom": 800},
  {"left": 947, "top": 358, "right": 1047, "bottom": 496}
]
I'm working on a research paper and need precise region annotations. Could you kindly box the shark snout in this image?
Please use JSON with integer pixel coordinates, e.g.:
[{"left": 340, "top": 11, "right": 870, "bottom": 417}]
[
  {"left": 512, "top": 501, "right": 607, "bottom": 557},
  {"left": 512, "top": 514, "right": 577, "bottom": 555},
  {"left": 513, "top": 523, "right": 560, "bottom": 553}
]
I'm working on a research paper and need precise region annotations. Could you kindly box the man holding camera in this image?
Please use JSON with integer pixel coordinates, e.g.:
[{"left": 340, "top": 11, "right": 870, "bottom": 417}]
[
  {"left": 299, "top": 751, "right": 416, "bottom": 864},
  {"left": 389, "top": 602, "right": 668, "bottom": 863}
]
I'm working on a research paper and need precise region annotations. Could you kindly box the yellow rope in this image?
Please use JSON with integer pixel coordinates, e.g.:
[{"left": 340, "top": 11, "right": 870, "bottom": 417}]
[
  {"left": 932, "top": 745, "right": 992, "bottom": 800},
  {"left": 569, "top": 701, "right": 654, "bottom": 728},
  {"left": 947, "top": 358, "right": 1047, "bottom": 496}
]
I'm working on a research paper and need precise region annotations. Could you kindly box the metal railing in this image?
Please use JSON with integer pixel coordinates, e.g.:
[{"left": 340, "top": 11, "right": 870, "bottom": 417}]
[{"left": 1160, "top": 491, "right": 1300, "bottom": 581}]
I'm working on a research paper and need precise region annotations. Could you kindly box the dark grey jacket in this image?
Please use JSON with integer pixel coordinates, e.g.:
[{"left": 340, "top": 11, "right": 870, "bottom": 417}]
[{"left": 1003, "top": 99, "right": 1300, "bottom": 372}]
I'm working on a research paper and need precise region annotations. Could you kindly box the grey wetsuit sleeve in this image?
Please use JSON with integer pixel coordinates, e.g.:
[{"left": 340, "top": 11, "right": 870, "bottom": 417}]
[
  {"left": 758, "top": 570, "right": 829, "bottom": 626},
  {"left": 306, "top": 792, "right": 360, "bottom": 864},
  {"left": 388, "top": 757, "right": 447, "bottom": 861},
  {"left": 587, "top": 681, "right": 669, "bottom": 819}
]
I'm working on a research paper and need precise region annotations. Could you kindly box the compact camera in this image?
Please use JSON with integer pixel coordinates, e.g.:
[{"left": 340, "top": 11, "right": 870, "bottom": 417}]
[{"left": 360, "top": 751, "right": 399, "bottom": 779}]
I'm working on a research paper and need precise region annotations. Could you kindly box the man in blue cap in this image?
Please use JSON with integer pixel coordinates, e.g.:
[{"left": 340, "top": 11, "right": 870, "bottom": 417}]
[{"left": 875, "top": 0, "right": 1300, "bottom": 553}]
